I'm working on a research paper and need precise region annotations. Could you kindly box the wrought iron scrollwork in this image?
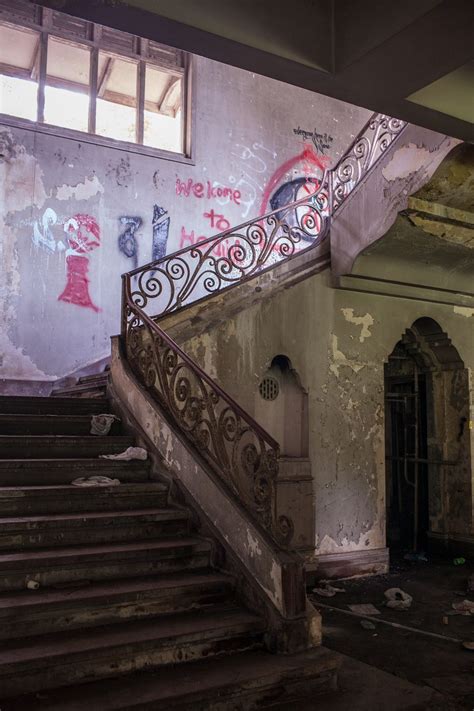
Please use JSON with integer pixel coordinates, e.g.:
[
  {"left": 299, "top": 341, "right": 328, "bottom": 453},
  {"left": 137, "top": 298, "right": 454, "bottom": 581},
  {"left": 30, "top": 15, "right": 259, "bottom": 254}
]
[
  {"left": 121, "top": 112, "right": 407, "bottom": 550},
  {"left": 332, "top": 114, "right": 407, "bottom": 211},
  {"left": 127, "top": 177, "right": 330, "bottom": 317},
  {"left": 123, "top": 297, "right": 286, "bottom": 544}
]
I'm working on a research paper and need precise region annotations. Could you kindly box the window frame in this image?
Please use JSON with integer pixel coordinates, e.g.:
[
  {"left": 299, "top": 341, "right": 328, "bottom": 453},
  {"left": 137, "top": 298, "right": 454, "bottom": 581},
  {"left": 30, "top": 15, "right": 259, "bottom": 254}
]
[{"left": 0, "top": 3, "right": 194, "bottom": 163}]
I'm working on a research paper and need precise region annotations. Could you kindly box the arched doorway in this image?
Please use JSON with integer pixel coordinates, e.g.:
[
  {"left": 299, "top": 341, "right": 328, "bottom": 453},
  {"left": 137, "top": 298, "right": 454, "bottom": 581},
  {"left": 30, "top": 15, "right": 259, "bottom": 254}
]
[{"left": 384, "top": 318, "right": 471, "bottom": 555}]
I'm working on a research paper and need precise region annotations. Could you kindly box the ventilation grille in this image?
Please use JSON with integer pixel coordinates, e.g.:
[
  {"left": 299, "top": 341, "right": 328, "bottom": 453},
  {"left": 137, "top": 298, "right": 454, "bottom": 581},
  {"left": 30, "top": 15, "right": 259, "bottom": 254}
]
[
  {"left": 0, "top": 0, "right": 38, "bottom": 25},
  {"left": 52, "top": 11, "right": 90, "bottom": 40},
  {"left": 149, "top": 41, "right": 183, "bottom": 69},
  {"left": 101, "top": 26, "right": 137, "bottom": 55},
  {"left": 259, "top": 376, "right": 279, "bottom": 401}
]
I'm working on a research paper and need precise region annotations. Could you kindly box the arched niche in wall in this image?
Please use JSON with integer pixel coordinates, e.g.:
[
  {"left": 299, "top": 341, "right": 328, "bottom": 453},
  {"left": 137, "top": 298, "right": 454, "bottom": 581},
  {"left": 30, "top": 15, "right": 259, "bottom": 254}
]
[
  {"left": 256, "top": 354, "right": 309, "bottom": 458},
  {"left": 384, "top": 317, "right": 472, "bottom": 555},
  {"left": 255, "top": 354, "right": 314, "bottom": 560}
]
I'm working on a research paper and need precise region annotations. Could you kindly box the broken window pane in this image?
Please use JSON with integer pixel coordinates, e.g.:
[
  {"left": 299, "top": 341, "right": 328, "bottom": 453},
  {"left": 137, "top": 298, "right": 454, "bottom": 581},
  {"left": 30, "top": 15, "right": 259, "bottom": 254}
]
[
  {"left": 144, "top": 64, "right": 182, "bottom": 152},
  {"left": 0, "top": 22, "right": 39, "bottom": 120},
  {"left": 96, "top": 52, "right": 137, "bottom": 143},
  {"left": 44, "top": 36, "right": 90, "bottom": 132}
]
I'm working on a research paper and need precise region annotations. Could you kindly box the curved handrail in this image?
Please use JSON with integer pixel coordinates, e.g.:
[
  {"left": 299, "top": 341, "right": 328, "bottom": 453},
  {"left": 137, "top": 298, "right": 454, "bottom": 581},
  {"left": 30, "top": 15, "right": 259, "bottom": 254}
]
[
  {"left": 121, "top": 111, "right": 408, "bottom": 550},
  {"left": 128, "top": 175, "right": 331, "bottom": 317}
]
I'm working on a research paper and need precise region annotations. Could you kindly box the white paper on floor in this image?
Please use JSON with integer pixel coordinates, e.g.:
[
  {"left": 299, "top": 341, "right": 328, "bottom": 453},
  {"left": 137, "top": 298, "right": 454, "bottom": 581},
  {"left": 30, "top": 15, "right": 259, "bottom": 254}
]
[
  {"left": 99, "top": 446, "right": 148, "bottom": 461},
  {"left": 71, "top": 475, "right": 121, "bottom": 487},
  {"left": 348, "top": 603, "right": 381, "bottom": 616},
  {"left": 90, "top": 414, "right": 120, "bottom": 436}
]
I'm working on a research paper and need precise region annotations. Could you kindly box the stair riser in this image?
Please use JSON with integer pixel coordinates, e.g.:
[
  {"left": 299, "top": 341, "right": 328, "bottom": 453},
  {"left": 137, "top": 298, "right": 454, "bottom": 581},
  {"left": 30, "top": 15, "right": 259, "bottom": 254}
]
[
  {"left": 156, "top": 670, "right": 338, "bottom": 711},
  {"left": 0, "top": 421, "right": 121, "bottom": 436},
  {"left": 52, "top": 388, "right": 107, "bottom": 399},
  {"left": 0, "top": 587, "right": 233, "bottom": 640},
  {"left": 0, "top": 492, "right": 168, "bottom": 516},
  {"left": 0, "top": 519, "right": 189, "bottom": 550},
  {"left": 0, "top": 398, "right": 108, "bottom": 415},
  {"left": 0, "top": 631, "right": 264, "bottom": 698},
  {"left": 0, "top": 438, "right": 134, "bottom": 459},
  {"left": 0, "top": 552, "right": 211, "bottom": 591},
  {"left": 0, "top": 469, "right": 150, "bottom": 486}
]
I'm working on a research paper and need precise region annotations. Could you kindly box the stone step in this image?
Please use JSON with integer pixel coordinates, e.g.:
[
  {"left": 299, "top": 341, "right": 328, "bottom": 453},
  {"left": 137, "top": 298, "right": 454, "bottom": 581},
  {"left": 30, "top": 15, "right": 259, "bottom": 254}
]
[
  {"left": 0, "top": 606, "right": 264, "bottom": 698},
  {"left": 0, "top": 647, "right": 339, "bottom": 709},
  {"left": 0, "top": 397, "right": 108, "bottom": 416},
  {"left": 0, "top": 537, "right": 212, "bottom": 590},
  {"left": 0, "top": 414, "right": 121, "bottom": 436},
  {"left": 0, "top": 570, "right": 234, "bottom": 640},
  {"left": 0, "top": 435, "right": 135, "bottom": 459},
  {"left": 0, "top": 507, "right": 190, "bottom": 550},
  {"left": 0, "top": 483, "right": 168, "bottom": 516},
  {"left": 0, "top": 459, "right": 150, "bottom": 486},
  {"left": 52, "top": 382, "right": 107, "bottom": 398},
  {"left": 78, "top": 373, "right": 109, "bottom": 386}
]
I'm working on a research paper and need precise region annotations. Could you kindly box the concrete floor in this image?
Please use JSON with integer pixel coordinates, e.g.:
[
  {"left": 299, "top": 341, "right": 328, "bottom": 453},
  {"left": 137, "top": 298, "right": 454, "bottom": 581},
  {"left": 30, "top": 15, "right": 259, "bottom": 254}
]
[{"left": 308, "top": 554, "right": 473, "bottom": 710}]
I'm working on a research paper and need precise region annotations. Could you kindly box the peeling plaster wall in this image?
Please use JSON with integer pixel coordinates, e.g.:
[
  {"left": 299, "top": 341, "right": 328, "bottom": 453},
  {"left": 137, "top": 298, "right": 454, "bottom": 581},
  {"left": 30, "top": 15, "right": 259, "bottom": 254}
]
[
  {"left": 181, "top": 270, "right": 474, "bottom": 557},
  {"left": 0, "top": 55, "right": 370, "bottom": 385}
]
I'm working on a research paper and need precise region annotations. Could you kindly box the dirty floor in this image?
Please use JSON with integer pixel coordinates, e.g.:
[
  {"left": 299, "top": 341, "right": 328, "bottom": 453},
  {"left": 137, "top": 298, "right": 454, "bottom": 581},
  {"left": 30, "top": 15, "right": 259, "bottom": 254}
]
[{"left": 310, "top": 554, "right": 474, "bottom": 710}]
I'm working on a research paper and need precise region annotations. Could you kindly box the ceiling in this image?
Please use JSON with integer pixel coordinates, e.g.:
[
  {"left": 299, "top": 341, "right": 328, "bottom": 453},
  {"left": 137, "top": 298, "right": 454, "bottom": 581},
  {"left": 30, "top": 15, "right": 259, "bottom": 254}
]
[{"left": 39, "top": 0, "right": 474, "bottom": 141}]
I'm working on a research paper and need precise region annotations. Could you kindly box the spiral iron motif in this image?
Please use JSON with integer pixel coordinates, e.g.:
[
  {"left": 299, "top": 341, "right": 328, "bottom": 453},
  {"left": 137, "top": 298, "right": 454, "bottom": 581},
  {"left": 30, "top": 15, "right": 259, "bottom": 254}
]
[
  {"left": 127, "top": 178, "right": 330, "bottom": 317},
  {"left": 122, "top": 112, "right": 407, "bottom": 550},
  {"left": 332, "top": 114, "right": 407, "bottom": 211}
]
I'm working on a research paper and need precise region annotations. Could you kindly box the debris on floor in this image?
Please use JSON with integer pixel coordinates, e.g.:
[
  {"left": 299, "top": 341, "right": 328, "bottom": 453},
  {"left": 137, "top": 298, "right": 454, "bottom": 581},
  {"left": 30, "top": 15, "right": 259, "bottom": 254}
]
[
  {"left": 312, "top": 582, "right": 346, "bottom": 597},
  {"left": 90, "top": 413, "right": 120, "bottom": 436},
  {"left": 403, "top": 551, "right": 428, "bottom": 562},
  {"left": 384, "top": 588, "right": 412, "bottom": 610},
  {"left": 348, "top": 603, "right": 381, "bottom": 616},
  {"left": 26, "top": 580, "right": 40, "bottom": 590},
  {"left": 453, "top": 557, "right": 466, "bottom": 566},
  {"left": 71, "top": 475, "right": 121, "bottom": 487},
  {"left": 451, "top": 599, "right": 474, "bottom": 615},
  {"left": 99, "top": 446, "right": 148, "bottom": 461},
  {"left": 360, "top": 619, "right": 376, "bottom": 630},
  {"left": 461, "top": 641, "right": 474, "bottom": 651}
]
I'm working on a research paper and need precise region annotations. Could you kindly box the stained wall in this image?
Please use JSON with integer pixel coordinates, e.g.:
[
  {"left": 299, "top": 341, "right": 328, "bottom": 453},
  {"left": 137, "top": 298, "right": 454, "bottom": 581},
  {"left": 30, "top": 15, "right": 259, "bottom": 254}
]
[
  {"left": 0, "top": 54, "right": 370, "bottom": 386},
  {"left": 180, "top": 269, "right": 474, "bottom": 561}
]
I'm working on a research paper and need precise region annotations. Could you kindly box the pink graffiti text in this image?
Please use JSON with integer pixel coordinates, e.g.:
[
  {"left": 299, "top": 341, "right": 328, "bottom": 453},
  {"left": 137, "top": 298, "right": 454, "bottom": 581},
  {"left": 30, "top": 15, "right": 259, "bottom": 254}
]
[{"left": 176, "top": 178, "right": 241, "bottom": 205}]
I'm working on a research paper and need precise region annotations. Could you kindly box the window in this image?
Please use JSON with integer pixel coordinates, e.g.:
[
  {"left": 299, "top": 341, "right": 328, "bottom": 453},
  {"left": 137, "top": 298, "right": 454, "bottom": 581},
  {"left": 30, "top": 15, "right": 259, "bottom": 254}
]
[{"left": 0, "top": 0, "right": 190, "bottom": 157}]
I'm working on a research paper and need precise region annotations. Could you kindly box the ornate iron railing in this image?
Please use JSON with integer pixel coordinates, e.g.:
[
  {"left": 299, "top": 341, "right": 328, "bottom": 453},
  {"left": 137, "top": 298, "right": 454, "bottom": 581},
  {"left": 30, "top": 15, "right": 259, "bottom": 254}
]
[
  {"left": 126, "top": 176, "right": 331, "bottom": 317},
  {"left": 122, "top": 111, "right": 407, "bottom": 549},
  {"left": 331, "top": 114, "right": 407, "bottom": 211}
]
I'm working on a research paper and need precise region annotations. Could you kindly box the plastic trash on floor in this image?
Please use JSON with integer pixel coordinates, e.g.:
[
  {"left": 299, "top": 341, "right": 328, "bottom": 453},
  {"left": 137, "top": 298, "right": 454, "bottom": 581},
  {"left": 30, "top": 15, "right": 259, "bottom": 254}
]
[
  {"left": 384, "top": 588, "right": 413, "bottom": 610},
  {"left": 90, "top": 414, "right": 120, "bottom": 436}
]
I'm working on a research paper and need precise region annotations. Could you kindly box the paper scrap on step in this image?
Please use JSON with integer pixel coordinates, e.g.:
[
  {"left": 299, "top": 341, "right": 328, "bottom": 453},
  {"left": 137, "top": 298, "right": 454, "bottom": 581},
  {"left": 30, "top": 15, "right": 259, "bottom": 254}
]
[
  {"left": 99, "top": 446, "right": 148, "bottom": 461},
  {"left": 71, "top": 475, "right": 120, "bottom": 487}
]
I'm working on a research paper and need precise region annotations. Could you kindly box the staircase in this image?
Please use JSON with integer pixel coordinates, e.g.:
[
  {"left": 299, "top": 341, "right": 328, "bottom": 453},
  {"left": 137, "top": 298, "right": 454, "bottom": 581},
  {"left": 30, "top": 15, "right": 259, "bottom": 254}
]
[
  {"left": 0, "top": 395, "right": 338, "bottom": 709},
  {"left": 51, "top": 369, "right": 109, "bottom": 399}
]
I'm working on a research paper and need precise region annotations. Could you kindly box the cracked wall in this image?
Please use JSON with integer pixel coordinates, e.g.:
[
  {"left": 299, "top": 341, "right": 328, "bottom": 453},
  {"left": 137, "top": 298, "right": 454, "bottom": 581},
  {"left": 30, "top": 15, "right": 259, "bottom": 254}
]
[
  {"left": 182, "top": 269, "right": 474, "bottom": 559},
  {"left": 0, "top": 54, "right": 370, "bottom": 388}
]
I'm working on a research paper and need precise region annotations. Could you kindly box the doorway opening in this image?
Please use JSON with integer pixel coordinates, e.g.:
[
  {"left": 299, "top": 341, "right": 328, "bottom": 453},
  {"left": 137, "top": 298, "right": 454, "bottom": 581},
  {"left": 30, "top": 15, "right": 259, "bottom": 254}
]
[{"left": 384, "top": 318, "right": 470, "bottom": 555}]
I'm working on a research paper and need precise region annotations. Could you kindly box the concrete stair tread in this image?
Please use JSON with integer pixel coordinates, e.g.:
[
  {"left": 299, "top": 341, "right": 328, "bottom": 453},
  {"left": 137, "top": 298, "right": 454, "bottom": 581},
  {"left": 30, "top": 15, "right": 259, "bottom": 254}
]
[
  {"left": 0, "top": 570, "right": 233, "bottom": 612},
  {"left": 0, "top": 414, "right": 120, "bottom": 436},
  {"left": 0, "top": 482, "right": 165, "bottom": 494},
  {"left": 0, "top": 507, "right": 187, "bottom": 525},
  {"left": 0, "top": 606, "right": 262, "bottom": 666},
  {"left": 0, "top": 536, "right": 208, "bottom": 566},
  {"left": 0, "top": 648, "right": 339, "bottom": 710},
  {"left": 0, "top": 435, "right": 130, "bottom": 441},
  {"left": 0, "top": 458, "right": 149, "bottom": 468}
]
